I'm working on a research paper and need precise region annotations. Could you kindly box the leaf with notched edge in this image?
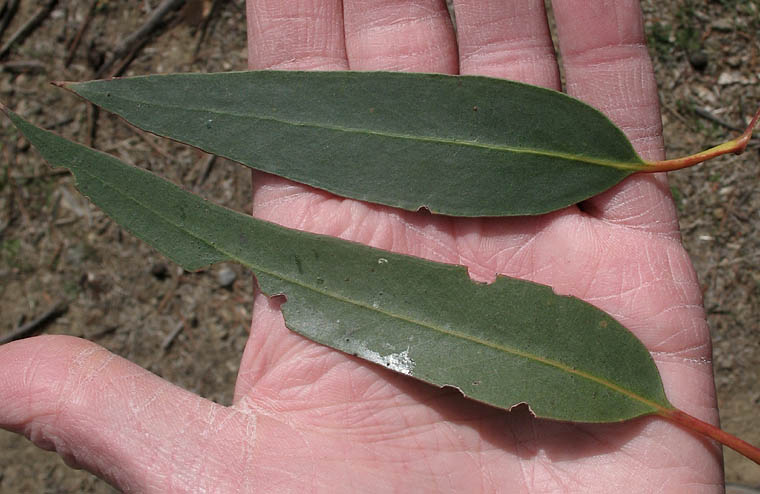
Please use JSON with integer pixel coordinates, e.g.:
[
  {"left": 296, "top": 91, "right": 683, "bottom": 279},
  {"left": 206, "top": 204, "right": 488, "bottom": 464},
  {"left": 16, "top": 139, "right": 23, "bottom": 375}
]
[{"left": 5, "top": 107, "right": 673, "bottom": 423}]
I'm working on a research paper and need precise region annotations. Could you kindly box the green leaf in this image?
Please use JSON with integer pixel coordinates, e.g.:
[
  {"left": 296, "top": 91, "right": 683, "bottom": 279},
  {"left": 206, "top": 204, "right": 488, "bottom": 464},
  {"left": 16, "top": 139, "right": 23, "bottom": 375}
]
[
  {"left": 4, "top": 107, "right": 674, "bottom": 422},
  {"left": 63, "top": 70, "right": 647, "bottom": 217}
]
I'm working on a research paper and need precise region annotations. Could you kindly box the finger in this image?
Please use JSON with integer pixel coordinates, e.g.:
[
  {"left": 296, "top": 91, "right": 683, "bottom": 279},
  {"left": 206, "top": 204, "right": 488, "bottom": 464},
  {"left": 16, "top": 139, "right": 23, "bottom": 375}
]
[
  {"left": 246, "top": 0, "right": 347, "bottom": 70},
  {"left": 551, "top": 0, "right": 678, "bottom": 234},
  {"left": 343, "top": 0, "right": 457, "bottom": 72},
  {"left": 0, "top": 336, "right": 256, "bottom": 492},
  {"left": 453, "top": 0, "right": 560, "bottom": 88}
]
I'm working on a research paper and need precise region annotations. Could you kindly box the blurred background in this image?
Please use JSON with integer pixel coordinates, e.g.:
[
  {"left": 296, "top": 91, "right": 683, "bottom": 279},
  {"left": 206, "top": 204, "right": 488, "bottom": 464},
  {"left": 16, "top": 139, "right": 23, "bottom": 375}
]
[{"left": 0, "top": 0, "right": 758, "bottom": 491}]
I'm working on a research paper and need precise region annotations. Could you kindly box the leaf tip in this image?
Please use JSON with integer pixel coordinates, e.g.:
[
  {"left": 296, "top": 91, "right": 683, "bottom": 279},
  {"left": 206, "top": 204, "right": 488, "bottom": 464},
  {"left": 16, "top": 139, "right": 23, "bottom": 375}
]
[
  {"left": 51, "top": 80, "right": 86, "bottom": 94},
  {"left": 0, "top": 103, "right": 23, "bottom": 128}
]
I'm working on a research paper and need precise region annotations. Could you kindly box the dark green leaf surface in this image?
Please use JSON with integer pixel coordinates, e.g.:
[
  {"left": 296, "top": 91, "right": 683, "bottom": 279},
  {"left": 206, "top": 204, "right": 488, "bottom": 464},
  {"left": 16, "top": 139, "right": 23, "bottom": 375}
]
[
  {"left": 64, "top": 71, "right": 647, "bottom": 217},
  {"left": 6, "top": 109, "right": 673, "bottom": 422}
]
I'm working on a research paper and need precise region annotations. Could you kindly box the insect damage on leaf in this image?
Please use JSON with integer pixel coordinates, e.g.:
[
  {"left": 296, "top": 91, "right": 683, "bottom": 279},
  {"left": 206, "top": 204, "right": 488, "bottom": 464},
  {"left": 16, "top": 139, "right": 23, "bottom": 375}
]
[{"left": 4, "top": 106, "right": 674, "bottom": 424}]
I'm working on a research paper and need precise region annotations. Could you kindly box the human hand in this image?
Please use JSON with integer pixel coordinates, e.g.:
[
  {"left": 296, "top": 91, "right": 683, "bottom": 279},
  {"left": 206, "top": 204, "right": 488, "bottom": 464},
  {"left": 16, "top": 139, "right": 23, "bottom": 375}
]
[{"left": 0, "top": 0, "right": 723, "bottom": 492}]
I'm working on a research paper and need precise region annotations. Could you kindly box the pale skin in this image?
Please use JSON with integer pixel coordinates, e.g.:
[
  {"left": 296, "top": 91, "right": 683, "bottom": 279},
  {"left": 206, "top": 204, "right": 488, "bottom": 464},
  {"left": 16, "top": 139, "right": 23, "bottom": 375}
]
[{"left": 0, "top": 0, "right": 725, "bottom": 492}]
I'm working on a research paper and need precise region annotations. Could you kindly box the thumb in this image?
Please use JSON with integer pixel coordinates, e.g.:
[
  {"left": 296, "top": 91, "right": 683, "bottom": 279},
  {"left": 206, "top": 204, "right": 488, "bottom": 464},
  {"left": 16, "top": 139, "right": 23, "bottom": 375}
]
[{"left": 0, "top": 335, "right": 258, "bottom": 492}]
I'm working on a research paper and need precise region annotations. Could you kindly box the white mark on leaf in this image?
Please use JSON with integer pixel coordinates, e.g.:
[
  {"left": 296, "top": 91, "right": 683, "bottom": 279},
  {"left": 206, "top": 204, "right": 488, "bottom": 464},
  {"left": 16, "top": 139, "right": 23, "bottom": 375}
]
[{"left": 345, "top": 340, "right": 415, "bottom": 376}]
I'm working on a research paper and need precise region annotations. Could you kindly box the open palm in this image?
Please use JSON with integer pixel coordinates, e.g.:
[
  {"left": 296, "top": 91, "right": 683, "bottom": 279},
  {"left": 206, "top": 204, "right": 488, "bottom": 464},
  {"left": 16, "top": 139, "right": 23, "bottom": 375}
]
[{"left": 0, "top": 0, "right": 724, "bottom": 492}]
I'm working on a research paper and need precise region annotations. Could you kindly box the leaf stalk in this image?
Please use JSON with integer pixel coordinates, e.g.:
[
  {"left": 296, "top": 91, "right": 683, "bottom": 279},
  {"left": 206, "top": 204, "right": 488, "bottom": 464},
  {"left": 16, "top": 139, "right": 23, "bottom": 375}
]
[
  {"left": 643, "top": 107, "right": 760, "bottom": 172},
  {"left": 660, "top": 408, "right": 760, "bottom": 465}
]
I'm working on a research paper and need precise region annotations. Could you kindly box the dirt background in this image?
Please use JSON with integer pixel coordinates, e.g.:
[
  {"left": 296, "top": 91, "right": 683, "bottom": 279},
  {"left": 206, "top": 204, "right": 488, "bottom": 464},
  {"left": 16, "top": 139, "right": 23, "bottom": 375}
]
[{"left": 0, "top": 0, "right": 758, "bottom": 492}]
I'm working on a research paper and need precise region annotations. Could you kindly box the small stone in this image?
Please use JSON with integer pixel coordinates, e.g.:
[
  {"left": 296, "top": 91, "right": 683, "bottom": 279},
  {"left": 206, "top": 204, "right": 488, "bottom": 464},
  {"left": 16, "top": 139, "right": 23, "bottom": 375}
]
[
  {"left": 150, "top": 262, "right": 169, "bottom": 280},
  {"left": 217, "top": 267, "right": 237, "bottom": 288},
  {"left": 0, "top": 77, "right": 14, "bottom": 94},
  {"left": 693, "top": 85, "right": 717, "bottom": 106},
  {"left": 711, "top": 18, "right": 734, "bottom": 32},
  {"left": 693, "top": 10, "right": 712, "bottom": 23},
  {"left": 688, "top": 51, "right": 708, "bottom": 71},
  {"left": 725, "top": 55, "right": 742, "bottom": 68},
  {"left": 717, "top": 71, "right": 748, "bottom": 85},
  {"left": 66, "top": 244, "right": 86, "bottom": 265}
]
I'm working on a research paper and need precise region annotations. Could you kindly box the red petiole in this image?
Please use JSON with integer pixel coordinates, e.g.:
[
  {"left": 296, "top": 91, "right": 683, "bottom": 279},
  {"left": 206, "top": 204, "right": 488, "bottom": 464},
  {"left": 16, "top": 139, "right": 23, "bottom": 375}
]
[
  {"left": 658, "top": 407, "right": 760, "bottom": 466},
  {"left": 644, "top": 107, "right": 760, "bottom": 173}
]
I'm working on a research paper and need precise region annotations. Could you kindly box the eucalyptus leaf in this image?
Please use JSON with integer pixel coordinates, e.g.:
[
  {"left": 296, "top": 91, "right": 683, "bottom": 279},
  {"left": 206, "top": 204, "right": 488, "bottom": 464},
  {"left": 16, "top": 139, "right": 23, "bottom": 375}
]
[
  {"left": 5, "top": 108, "right": 675, "bottom": 423},
  {"left": 63, "top": 70, "right": 647, "bottom": 217}
]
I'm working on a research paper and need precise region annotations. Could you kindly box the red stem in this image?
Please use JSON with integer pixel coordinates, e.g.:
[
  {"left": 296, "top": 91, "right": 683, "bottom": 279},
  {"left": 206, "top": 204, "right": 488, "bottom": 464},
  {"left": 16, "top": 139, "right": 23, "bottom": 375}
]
[
  {"left": 644, "top": 106, "right": 760, "bottom": 172},
  {"left": 659, "top": 408, "right": 760, "bottom": 465}
]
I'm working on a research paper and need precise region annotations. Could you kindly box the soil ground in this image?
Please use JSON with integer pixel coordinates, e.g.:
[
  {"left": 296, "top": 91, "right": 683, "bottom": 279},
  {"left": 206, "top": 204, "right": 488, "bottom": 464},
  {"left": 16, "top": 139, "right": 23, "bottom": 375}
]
[{"left": 0, "top": 1, "right": 758, "bottom": 491}]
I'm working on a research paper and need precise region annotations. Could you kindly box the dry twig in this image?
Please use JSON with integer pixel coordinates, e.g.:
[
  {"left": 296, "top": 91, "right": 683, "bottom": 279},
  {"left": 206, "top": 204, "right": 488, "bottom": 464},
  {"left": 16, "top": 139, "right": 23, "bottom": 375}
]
[
  {"left": 192, "top": 0, "right": 224, "bottom": 59},
  {"left": 0, "top": 59, "right": 45, "bottom": 73},
  {"left": 0, "top": 301, "right": 68, "bottom": 345},
  {"left": 95, "top": 0, "right": 186, "bottom": 78},
  {"left": 194, "top": 153, "right": 217, "bottom": 187},
  {"left": 694, "top": 107, "right": 744, "bottom": 133},
  {"left": 0, "top": 0, "right": 20, "bottom": 40},
  {"left": 161, "top": 319, "right": 185, "bottom": 351},
  {"left": 693, "top": 106, "right": 760, "bottom": 147},
  {"left": 0, "top": 0, "right": 58, "bottom": 60},
  {"left": 65, "top": 0, "right": 99, "bottom": 67}
]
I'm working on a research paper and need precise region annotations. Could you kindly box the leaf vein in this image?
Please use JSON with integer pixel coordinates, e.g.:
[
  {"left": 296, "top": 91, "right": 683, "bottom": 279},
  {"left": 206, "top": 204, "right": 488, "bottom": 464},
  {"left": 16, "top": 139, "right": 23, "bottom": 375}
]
[{"left": 101, "top": 92, "right": 645, "bottom": 171}]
